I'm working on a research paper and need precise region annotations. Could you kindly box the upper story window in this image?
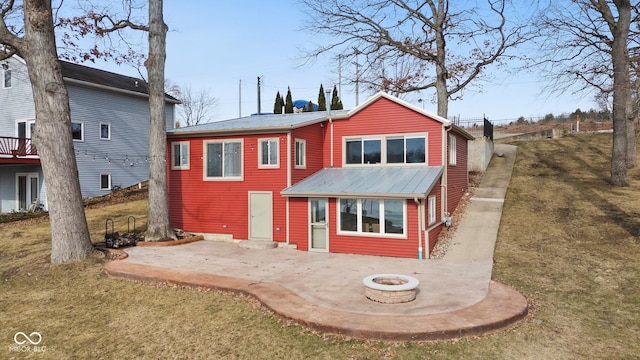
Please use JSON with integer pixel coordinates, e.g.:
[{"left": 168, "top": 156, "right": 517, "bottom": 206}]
[
  {"left": 100, "top": 123, "right": 111, "bottom": 140},
  {"left": 346, "top": 138, "right": 381, "bottom": 164},
  {"left": 171, "top": 141, "right": 190, "bottom": 170},
  {"left": 344, "top": 134, "right": 426, "bottom": 166},
  {"left": 258, "top": 138, "right": 279, "bottom": 168},
  {"left": 204, "top": 139, "right": 243, "bottom": 180},
  {"left": 449, "top": 134, "right": 457, "bottom": 165},
  {"left": 295, "top": 139, "right": 306, "bottom": 168},
  {"left": 2, "top": 64, "right": 11, "bottom": 88},
  {"left": 71, "top": 122, "right": 84, "bottom": 141}
]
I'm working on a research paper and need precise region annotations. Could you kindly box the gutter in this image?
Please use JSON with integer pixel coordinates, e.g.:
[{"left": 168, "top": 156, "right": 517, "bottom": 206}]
[{"left": 64, "top": 77, "right": 181, "bottom": 104}]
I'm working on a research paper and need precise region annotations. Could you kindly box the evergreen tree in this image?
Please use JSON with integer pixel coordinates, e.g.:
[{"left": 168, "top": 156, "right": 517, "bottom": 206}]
[
  {"left": 330, "top": 85, "right": 343, "bottom": 110},
  {"left": 306, "top": 100, "right": 314, "bottom": 112},
  {"left": 285, "top": 87, "right": 294, "bottom": 114},
  {"left": 273, "top": 91, "right": 283, "bottom": 114},
  {"left": 317, "top": 84, "right": 327, "bottom": 111}
]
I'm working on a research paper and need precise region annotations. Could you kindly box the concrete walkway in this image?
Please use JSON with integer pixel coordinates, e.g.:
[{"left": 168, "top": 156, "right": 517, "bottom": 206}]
[{"left": 104, "top": 144, "right": 527, "bottom": 341}]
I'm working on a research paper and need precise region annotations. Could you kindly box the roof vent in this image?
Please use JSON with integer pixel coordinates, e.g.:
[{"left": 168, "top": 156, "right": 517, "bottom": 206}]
[{"left": 134, "top": 80, "right": 138, "bottom": 87}]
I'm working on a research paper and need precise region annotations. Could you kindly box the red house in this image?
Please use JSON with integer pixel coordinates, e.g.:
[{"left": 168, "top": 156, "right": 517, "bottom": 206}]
[{"left": 167, "top": 92, "right": 473, "bottom": 258}]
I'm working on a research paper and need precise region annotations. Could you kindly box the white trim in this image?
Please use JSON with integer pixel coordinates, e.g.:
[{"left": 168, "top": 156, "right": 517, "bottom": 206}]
[
  {"left": 99, "top": 122, "right": 111, "bottom": 140},
  {"left": 428, "top": 195, "right": 437, "bottom": 225},
  {"left": 336, "top": 198, "right": 407, "bottom": 239},
  {"left": 71, "top": 121, "right": 84, "bottom": 142},
  {"left": 258, "top": 137, "right": 280, "bottom": 169},
  {"left": 343, "top": 132, "right": 428, "bottom": 166},
  {"left": 449, "top": 134, "right": 457, "bottom": 165},
  {"left": 294, "top": 138, "right": 306, "bottom": 169},
  {"left": 15, "top": 172, "right": 39, "bottom": 211},
  {"left": 100, "top": 173, "right": 111, "bottom": 191},
  {"left": 171, "top": 141, "right": 190, "bottom": 170},
  {"left": 203, "top": 139, "right": 244, "bottom": 181}
]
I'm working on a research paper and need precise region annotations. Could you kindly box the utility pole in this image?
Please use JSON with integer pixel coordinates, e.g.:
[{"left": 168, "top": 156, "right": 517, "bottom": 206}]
[
  {"left": 239, "top": 79, "right": 242, "bottom": 118},
  {"left": 257, "top": 76, "right": 261, "bottom": 115},
  {"left": 354, "top": 48, "right": 360, "bottom": 106}
]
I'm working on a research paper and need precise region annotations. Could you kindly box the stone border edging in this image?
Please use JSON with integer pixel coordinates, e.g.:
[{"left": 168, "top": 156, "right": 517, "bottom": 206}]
[
  {"left": 136, "top": 235, "right": 204, "bottom": 247},
  {"left": 103, "top": 261, "right": 529, "bottom": 341}
]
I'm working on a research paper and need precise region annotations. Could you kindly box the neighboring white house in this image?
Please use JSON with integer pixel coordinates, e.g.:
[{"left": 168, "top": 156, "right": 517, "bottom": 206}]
[{"left": 0, "top": 56, "right": 179, "bottom": 212}]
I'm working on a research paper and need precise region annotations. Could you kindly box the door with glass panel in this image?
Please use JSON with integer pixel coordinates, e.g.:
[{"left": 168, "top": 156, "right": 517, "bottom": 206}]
[
  {"left": 309, "top": 198, "right": 328, "bottom": 252},
  {"left": 16, "top": 173, "right": 39, "bottom": 211}
]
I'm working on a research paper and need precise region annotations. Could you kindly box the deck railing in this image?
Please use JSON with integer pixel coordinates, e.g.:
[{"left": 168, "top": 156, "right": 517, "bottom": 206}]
[{"left": 0, "top": 136, "right": 38, "bottom": 157}]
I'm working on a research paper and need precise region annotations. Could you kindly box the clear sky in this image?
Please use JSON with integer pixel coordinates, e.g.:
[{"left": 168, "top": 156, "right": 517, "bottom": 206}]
[{"left": 97, "top": 0, "right": 597, "bottom": 124}]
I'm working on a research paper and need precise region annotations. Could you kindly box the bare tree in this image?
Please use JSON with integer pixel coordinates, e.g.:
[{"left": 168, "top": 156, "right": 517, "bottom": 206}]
[
  {"left": 174, "top": 85, "right": 217, "bottom": 126},
  {"left": 535, "top": 0, "right": 636, "bottom": 186},
  {"left": 300, "top": 0, "right": 531, "bottom": 118},
  {"left": 0, "top": 0, "right": 94, "bottom": 263}
]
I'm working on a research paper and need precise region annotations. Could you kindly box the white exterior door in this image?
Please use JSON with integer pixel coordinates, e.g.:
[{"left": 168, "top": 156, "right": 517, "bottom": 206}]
[
  {"left": 309, "top": 198, "right": 329, "bottom": 252},
  {"left": 16, "top": 172, "right": 39, "bottom": 211},
  {"left": 249, "top": 192, "right": 273, "bottom": 240}
]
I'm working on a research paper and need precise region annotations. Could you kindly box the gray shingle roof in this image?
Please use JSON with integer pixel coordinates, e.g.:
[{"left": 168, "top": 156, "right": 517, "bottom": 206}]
[
  {"left": 281, "top": 166, "right": 443, "bottom": 199},
  {"left": 60, "top": 60, "right": 179, "bottom": 102},
  {"left": 167, "top": 110, "right": 349, "bottom": 135}
]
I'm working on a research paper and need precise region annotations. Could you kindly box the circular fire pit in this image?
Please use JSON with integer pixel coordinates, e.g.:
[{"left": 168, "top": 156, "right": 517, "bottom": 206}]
[{"left": 362, "top": 274, "right": 420, "bottom": 304}]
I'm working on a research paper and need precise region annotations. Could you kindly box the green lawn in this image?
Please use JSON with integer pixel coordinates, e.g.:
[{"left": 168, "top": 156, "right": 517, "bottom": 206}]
[{"left": 1, "top": 132, "right": 638, "bottom": 359}]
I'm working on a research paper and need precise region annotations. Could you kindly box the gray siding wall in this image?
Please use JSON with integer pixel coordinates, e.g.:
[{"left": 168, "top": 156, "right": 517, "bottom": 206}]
[
  {"left": 1, "top": 58, "right": 175, "bottom": 210},
  {"left": 0, "top": 58, "right": 36, "bottom": 137}
]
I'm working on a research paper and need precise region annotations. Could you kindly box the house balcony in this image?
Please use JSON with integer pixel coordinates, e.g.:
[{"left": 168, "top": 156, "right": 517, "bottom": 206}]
[{"left": 0, "top": 136, "right": 40, "bottom": 165}]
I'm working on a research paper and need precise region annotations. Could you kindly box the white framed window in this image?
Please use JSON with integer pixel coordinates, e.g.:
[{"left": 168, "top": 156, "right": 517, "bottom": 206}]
[
  {"left": 71, "top": 122, "right": 84, "bottom": 141},
  {"left": 337, "top": 198, "right": 406, "bottom": 237},
  {"left": 2, "top": 64, "right": 11, "bottom": 89},
  {"left": 171, "top": 141, "right": 190, "bottom": 170},
  {"left": 100, "top": 174, "right": 111, "bottom": 191},
  {"left": 258, "top": 138, "right": 279, "bottom": 168},
  {"left": 428, "top": 195, "right": 436, "bottom": 225},
  {"left": 449, "top": 134, "right": 457, "bottom": 165},
  {"left": 100, "top": 123, "right": 111, "bottom": 140},
  {"left": 204, "top": 139, "right": 243, "bottom": 180},
  {"left": 344, "top": 133, "right": 427, "bottom": 166},
  {"left": 295, "top": 139, "right": 306, "bottom": 168}
]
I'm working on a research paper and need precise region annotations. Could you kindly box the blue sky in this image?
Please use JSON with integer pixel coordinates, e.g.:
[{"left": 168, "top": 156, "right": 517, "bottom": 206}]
[{"left": 96, "top": 0, "right": 596, "bottom": 123}]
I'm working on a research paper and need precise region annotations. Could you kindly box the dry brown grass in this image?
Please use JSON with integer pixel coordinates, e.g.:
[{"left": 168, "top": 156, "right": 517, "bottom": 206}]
[{"left": 1, "top": 132, "right": 639, "bottom": 359}]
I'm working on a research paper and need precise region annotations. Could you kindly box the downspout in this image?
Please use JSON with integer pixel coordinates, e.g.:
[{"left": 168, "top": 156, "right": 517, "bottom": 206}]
[
  {"left": 442, "top": 124, "right": 453, "bottom": 220},
  {"left": 329, "top": 118, "right": 334, "bottom": 168},
  {"left": 286, "top": 131, "right": 292, "bottom": 245},
  {"left": 414, "top": 197, "right": 423, "bottom": 259}
]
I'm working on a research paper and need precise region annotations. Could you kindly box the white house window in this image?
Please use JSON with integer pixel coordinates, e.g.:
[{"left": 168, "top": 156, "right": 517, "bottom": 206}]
[
  {"left": 387, "top": 136, "right": 426, "bottom": 164},
  {"left": 338, "top": 198, "right": 406, "bottom": 237},
  {"left": 100, "top": 123, "right": 111, "bottom": 140},
  {"left": 204, "top": 140, "right": 243, "bottom": 180},
  {"left": 2, "top": 64, "right": 11, "bottom": 88},
  {"left": 346, "top": 138, "right": 381, "bottom": 164},
  {"left": 295, "top": 139, "right": 306, "bottom": 168},
  {"left": 172, "top": 141, "right": 190, "bottom": 170},
  {"left": 258, "top": 138, "right": 279, "bottom": 168},
  {"left": 71, "top": 122, "right": 84, "bottom": 141},
  {"left": 428, "top": 195, "right": 436, "bottom": 225},
  {"left": 345, "top": 134, "right": 426, "bottom": 166},
  {"left": 449, "top": 134, "right": 457, "bottom": 165},
  {"left": 100, "top": 174, "right": 111, "bottom": 191}
]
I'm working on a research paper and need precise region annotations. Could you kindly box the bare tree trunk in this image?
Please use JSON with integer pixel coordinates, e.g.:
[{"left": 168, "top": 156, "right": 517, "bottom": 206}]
[
  {"left": 145, "top": 0, "right": 175, "bottom": 241},
  {"left": 625, "top": 117, "right": 636, "bottom": 168},
  {"left": 610, "top": 0, "right": 631, "bottom": 186},
  {"left": 434, "top": 1, "right": 448, "bottom": 118},
  {"left": 23, "top": 0, "right": 94, "bottom": 262}
]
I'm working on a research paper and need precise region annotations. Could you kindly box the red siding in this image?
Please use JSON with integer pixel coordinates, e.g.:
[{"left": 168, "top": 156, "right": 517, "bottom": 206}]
[
  {"left": 167, "top": 133, "right": 289, "bottom": 242},
  {"left": 291, "top": 123, "right": 325, "bottom": 184},
  {"left": 426, "top": 178, "right": 444, "bottom": 254},
  {"left": 327, "top": 97, "right": 445, "bottom": 168},
  {"left": 289, "top": 197, "right": 309, "bottom": 250},
  {"left": 446, "top": 131, "right": 469, "bottom": 214}
]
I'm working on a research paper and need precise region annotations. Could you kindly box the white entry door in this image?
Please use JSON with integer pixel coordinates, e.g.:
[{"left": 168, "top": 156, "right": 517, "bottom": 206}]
[
  {"left": 309, "top": 198, "right": 328, "bottom": 252},
  {"left": 249, "top": 192, "right": 273, "bottom": 240}
]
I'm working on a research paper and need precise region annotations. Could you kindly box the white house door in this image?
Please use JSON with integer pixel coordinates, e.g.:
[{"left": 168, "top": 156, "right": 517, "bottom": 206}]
[
  {"left": 309, "top": 198, "right": 328, "bottom": 252},
  {"left": 249, "top": 192, "right": 273, "bottom": 240},
  {"left": 17, "top": 173, "right": 38, "bottom": 211}
]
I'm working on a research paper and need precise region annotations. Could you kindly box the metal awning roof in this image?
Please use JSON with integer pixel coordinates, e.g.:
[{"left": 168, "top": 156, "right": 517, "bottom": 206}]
[{"left": 281, "top": 166, "right": 443, "bottom": 199}]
